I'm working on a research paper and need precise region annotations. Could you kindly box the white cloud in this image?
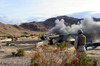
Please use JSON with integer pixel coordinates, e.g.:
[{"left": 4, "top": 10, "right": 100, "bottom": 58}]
[
  {"left": 27, "top": 0, "right": 100, "bottom": 17},
  {"left": 0, "top": 0, "right": 100, "bottom": 24}
]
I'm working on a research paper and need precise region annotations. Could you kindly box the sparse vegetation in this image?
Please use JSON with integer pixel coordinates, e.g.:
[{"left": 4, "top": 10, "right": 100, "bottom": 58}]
[
  {"left": 30, "top": 42, "right": 99, "bottom": 66},
  {"left": 75, "top": 53, "right": 99, "bottom": 66},
  {"left": 0, "top": 36, "right": 8, "bottom": 38},
  {"left": 12, "top": 48, "right": 25, "bottom": 56},
  {"left": 19, "top": 34, "right": 40, "bottom": 38},
  {"left": 12, "top": 52, "right": 16, "bottom": 56}
]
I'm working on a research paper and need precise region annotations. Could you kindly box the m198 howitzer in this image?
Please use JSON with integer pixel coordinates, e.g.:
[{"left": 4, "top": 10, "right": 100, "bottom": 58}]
[
  {"left": 47, "top": 34, "right": 75, "bottom": 45},
  {"left": 39, "top": 34, "right": 100, "bottom": 50}
]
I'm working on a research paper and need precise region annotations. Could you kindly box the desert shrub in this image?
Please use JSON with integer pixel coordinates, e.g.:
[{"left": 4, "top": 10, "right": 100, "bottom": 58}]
[
  {"left": 0, "top": 36, "right": 7, "bottom": 38},
  {"left": 34, "top": 62, "right": 42, "bottom": 66},
  {"left": 75, "top": 54, "right": 91, "bottom": 65},
  {"left": 93, "top": 59, "right": 100, "bottom": 66},
  {"left": 56, "top": 43, "right": 62, "bottom": 47},
  {"left": 12, "top": 52, "right": 16, "bottom": 56},
  {"left": 74, "top": 53, "right": 99, "bottom": 66},
  {"left": 20, "top": 35, "right": 26, "bottom": 37},
  {"left": 12, "top": 48, "right": 25, "bottom": 56},
  {"left": 30, "top": 42, "right": 99, "bottom": 66},
  {"left": 30, "top": 59, "right": 34, "bottom": 66},
  {"left": 20, "top": 35, "right": 29, "bottom": 38},
  {"left": 30, "top": 34, "right": 34, "bottom": 36},
  {"left": 56, "top": 41, "right": 66, "bottom": 49},
  {"left": 25, "top": 36, "right": 30, "bottom": 38},
  {"left": 30, "top": 59, "right": 42, "bottom": 66},
  {"left": 16, "top": 48, "right": 25, "bottom": 56}
]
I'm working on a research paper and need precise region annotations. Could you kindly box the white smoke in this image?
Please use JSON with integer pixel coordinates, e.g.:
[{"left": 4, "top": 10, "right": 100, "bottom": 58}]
[
  {"left": 47, "top": 16, "right": 100, "bottom": 42},
  {"left": 47, "top": 19, "right": 68, "bottom": 35},
  {"left": 67, "top": 16, "right": 100, "bottom": 42}
]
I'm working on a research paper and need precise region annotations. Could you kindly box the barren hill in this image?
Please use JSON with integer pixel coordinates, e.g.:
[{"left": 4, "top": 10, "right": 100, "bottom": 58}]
[
  {"left": 0, "top": 22, "right": 47, "bottom": 36},
  {"left": 0, "top": 16, "right": 100, "bottom": 36}
]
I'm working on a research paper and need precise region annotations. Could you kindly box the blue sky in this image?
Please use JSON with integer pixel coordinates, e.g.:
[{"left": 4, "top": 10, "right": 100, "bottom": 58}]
[{"left": 0, "top": 0, "right": 100, "bottom": 24}]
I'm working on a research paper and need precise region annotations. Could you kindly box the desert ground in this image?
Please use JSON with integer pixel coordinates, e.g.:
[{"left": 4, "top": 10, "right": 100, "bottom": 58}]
[{"left": 0, "top": 38, "right": 100, "bottom": 66}]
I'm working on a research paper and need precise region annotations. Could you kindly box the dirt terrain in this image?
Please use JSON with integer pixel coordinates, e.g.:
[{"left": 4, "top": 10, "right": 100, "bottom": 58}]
[
  {"left": 0, "top": 38, "right": 37, "bottom": 66},
  {"left": 86, "top": 47, "right": 100, "bottom": 60},
  {"left": 0, "top": 38, "right": 100, "bottom": 66}
]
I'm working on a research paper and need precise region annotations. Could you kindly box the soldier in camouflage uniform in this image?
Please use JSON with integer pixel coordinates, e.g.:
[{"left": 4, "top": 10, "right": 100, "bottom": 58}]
[{"left": 75, "top": 30, "right": 86, "bottom": 53}]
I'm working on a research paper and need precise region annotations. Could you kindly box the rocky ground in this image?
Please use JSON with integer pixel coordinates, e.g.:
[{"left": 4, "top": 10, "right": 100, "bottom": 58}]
[{"left": 0, "top": 38, "right": 100, "bottom": 66}]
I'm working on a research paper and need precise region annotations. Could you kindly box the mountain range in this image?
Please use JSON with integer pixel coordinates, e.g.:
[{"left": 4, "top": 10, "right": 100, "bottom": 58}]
[{"left": 0, "top": 16, "right": 100, "bottom": 36}]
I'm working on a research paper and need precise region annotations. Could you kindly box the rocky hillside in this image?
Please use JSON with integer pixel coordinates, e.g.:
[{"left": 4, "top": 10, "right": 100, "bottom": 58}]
[
  {"left": 35, "top": 16, "right": 100, "bottom": 29},
  {"left": 0, "top": 22, "right": 47, "bottom": 36},
  {"left": 20, "top": 22, "right": 47, "bottom": 32},
  {"left": 0, "top": 16, "right": 100, "bottom": 36}
]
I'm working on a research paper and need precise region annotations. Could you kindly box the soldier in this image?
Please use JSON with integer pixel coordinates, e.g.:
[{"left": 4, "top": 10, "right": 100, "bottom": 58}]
[{"left": 75, "top": 29, "right": 86, "bottom": 53}]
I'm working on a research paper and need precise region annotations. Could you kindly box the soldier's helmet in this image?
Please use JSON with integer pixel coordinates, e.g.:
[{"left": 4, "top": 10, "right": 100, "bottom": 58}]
[{"left": 77, "top": 29, "right": 83, "bottom": 34}]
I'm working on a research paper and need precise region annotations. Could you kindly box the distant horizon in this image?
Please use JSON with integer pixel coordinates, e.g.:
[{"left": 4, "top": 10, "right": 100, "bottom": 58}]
[
  {"left": 0, "top": 14, "right": 100, "bottom": 25},
  {"left": 0, "top": 0, "right": 100, "bottom": 24}
]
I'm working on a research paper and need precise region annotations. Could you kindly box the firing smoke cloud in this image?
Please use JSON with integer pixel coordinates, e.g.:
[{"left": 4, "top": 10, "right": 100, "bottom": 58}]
[
  {"left": 67, "top": 16, "right": 100, "bottom": 42},
  {"left": 47, "top": 19, "right": 68, "bottom": 35},
  {"left": 48, "top": 16, "right": 100, "bottom": 42}
]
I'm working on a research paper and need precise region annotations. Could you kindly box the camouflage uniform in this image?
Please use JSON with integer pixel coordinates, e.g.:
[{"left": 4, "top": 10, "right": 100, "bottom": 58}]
[
  {"left": 74, "top": 30, "right": 86, "bottom": 54},
  {"left": 77, "top": 34, "right": 86, "bottom": 52}
]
